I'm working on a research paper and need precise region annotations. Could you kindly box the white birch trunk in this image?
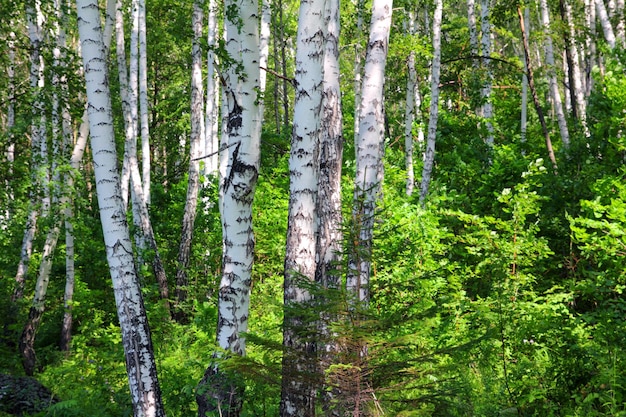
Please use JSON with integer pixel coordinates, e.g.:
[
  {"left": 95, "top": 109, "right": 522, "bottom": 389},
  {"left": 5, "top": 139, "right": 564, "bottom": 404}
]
[
  {"left": 3, "top": 29, "right": 16, "bottom": 228},
  {"left": 317, "top": 0, "right": 343, "bottom": 409},
  {"left": 467, "top": 0, "right": 479, "bottom": 66},
  {"left": 175, "top": 0, "right": 205, "bottom": 322},
  {"left": 419, "top": 0, "right": 443, "bottom": 204},
  {"left": 121, "top": 0, "right": 141, "bottom": 209},
  {"left": 597, "top": 0, "right": 617, "bottom": 48},
  {"left": 405, "top": 11, "right": 417, "bottom": 196},
  {"left": 259, "top": 0, "right": 271, "bottom": 94},
  {"left": 353, "top": 0, "right": 365, "bottom": 148},
  {"left": 540, "top": 0, "right": 570, "bottom": 148},
  {"left": 564, "top": 0, "right": 589, "bottom": 136},
  {"left": 348, "top": 0, "right": 393, "bottom": 302},
  {"left": 204, "top": 0, "right": 220, "bottom": 176},
  {"left": 197, "top": 0, "right": 261, "bottom": 412},
  {"left": 62, "top": 111, "right": 90, "bottom": 351},
  {"left": 76, "top": 2, "right": 165, "bottom": 415},
  {"left": 480, "top": 0, "right": 494, "bottom": 146},
  {"left": 280, "top": 0, "right": 326, "bottom": 412},
  {"left": 586, "top": 0, "right": 597, "bottom": 96},
  {"left": 14, "top": 1, "right": 47, "bottom": 302},
  {"left": 139, "top": 0, "right": 150, "bottom": 204},
  {"left": 521, "top": 6, "right": 529, "bottom": 144}
]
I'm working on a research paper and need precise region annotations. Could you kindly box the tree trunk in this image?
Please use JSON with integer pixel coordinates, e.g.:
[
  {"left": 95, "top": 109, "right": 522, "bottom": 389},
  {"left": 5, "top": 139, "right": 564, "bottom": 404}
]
[
  {"left": 596, "top": 0, "right": 617, "bottom": 48},
  {"left": 76, "top": 2, "right": 166, "bottom": 415},
  {"left": 521, "top": 7, "right": 529, "bottom": 144},
  {"left": 317, "top": 0, "right": 343, "bottom": 411},
  {"left": 196, "top": 0, "right": 261, "bottom": 412},
  {"left": 352, "top": 0, "right": 365, "bottom": 149},
  {"left": 205, "top": 0, "right": 220, "bottom": 176},
  {"left": 540, "top": 0, "right": 570, "bottom": 148},
  {"left": 280, "top": 0, "right": 326, "bottom": 413},
  {"left": 480, "top": 0, "right": 494, "bottom": 146},
  {"left": 419, "top": 0, "right": 443, "bottom": 204},
  {"left": 139, "top": 0, "right": 151, "bottom": 204},
  {"left": 562, "top": 0, "right": 589, "bottom": 136},
  {"left": 518, "top": 7, "right": 558, "bottom": 171},
  {"left": 61, "top": 111, "right": 89, "bottom": 352},
  {"left": 175, "top": 0, "right": 205, "bottom": 323},
  {"left": 405, "top": 11, "right": 418, "bottom": 196}
]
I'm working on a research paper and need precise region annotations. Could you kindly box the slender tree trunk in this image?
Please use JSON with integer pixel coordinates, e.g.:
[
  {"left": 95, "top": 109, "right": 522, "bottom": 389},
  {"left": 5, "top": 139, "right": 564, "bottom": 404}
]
[
  {"left": 562, "top": 0, "right": 589, "bottom": 136},
  {"left": 521, "top": 7, "right": 529, "bottom": 144},
  {"left": 13, "top": 0, "right": 47, "bottom": 304},
  {"left": 405, "top": 11, "right": 418, "bottom": 196},
  {"left": 139, "top": 0, "right": 151, "bottom": 204},
  {"left": 317, "top": 0, "right": 343, "bottom": 411},
  {"left": 597, "top": 0, "right": 617, "bottom": 48},
  {"left": 259, "top": 0, "right": 271, "bottom": 95},
  {"left": 117, "top": 0, "right": 169, "bottom": 312},
  {"left": 61, "top": 112, "right": 89, "bottom": 352},
  {"left": 419, "top": 0, "right": 443, "bottom": 204},
  {"left": 280, "top": 0, "right": 326, "bottom": 413},
  {"left": 467, "top": 0, "right": 479, "bottom": 66},
  {"left": 540, "top": 0, "right": 570, "bottom": 148},
  {"left": 480, "top": 0, "right": 494, "bottom": 146},
  {"left": 348, "top": 0, "right": 392, "bottom": 309},
  {"left": 175, "top": 0, "right": 205, "bottom": 323},
  {"left": 205, "top": 0, "right": 220, "bottom": 176},
  {"left": 76, "top": 2, "right": 166, "bottom": 415},
  {"left": 586, "top": 0, "right": 597, "bottom": 97},
  {"left": 353, "top": 0, "right": 365, "bottom": 149},
  {"left": 196, "top": 0, "right": 261, "bottom": 413},
  {"left": 518, "top": 7, "right": 558, "bottom": 171}
]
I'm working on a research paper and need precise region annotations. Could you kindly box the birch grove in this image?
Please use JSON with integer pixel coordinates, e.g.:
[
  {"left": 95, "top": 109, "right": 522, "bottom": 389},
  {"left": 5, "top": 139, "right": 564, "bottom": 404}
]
[{"left": 4, "top": 0, "right": 626, "bottom": 414}]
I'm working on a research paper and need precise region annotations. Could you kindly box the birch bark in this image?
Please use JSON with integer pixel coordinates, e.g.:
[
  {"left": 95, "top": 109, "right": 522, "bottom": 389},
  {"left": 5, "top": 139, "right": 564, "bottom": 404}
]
[
  {"left": 348, "top": 0, "right": 393, "bottom": 303},
  {"left": 596, "top": 0, "right": 617, "bottom": 48},
  {"left": 196, "top": 0, "right": 261, "bottom": 412},
  {"left": 419, "top": 0, "right": 443, "bottom": 204},
  {"left": 405, "top": 11, "right": 417, "bottom": 196},
  {"left": 175, "top": 0, "right": 205, "bottom": 323},
  {"left": 14, "top": 0, "right": 47, "bottom": 303},
  {"left": 204, "top": 0, "right": 220, "bottom": 176},
  {"left": 280, "top": 0, "right": 326, "bottom": 412},
  {"left": 139, "top": 0, "right": 150, "bottom": 203},
  {"left": 480, "top": 0, "right": 494, "bottom": 146},
  {"left": 518, "top": 7, "right": 558, "bottom": 171},
  {"left": 317, "top": 0, "right": 343, "bottom": 409},
  {"left": 76, "top": 1, "right": 165, "bottom": 414},
  {"left": 540, "top": 0, "right": 570, "bottom": 148}
]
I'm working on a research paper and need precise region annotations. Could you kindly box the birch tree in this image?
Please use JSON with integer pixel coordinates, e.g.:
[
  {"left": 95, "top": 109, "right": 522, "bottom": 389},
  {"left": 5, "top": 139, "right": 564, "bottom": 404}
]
[
  {"left": 540, "top": 0, "right": 570, "bottom": 148},
  {"left": 561, "top": 0, "right": 589, "bottom": 136},
  {"left": 139, "top": 0, "right": 150, "bottom": 203},
  {"left": 174, "top": 0, "right": 205, "bottom": 323},
  {"left": 76, "top": 1, "right": 165, "bottom": 414},
  {"left": 419, "top": 0, "right": 443, "bottom": 204},
  {"left": 518, "top": 6, "right": 557, "bottom": 170},
  {"left": 480, "top": 0, "right": 494, "bottom": 146},
  {"left": 596, "top": 0, "right": 617, "bottom": 48},
  {"left": 196, "top": 0, "right": 262, "bottom": 412},
  {"left": 280, "top": 0, "right": 326, "bottom": 412},
  {"left": 204, "top": 0, "right": 219, "bottom": 176},
  {"left": 348, "top": 0, "right": 393, "bottom": 304},
  {"left": 13, "top": 0, "right": 47, "bottom": 304},
  {"left": 405, "top": 11, "right": 418, "bottom": 196}
]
